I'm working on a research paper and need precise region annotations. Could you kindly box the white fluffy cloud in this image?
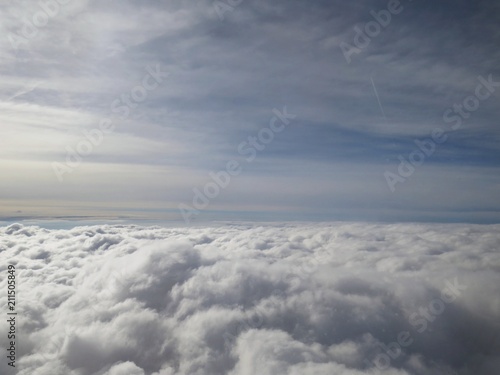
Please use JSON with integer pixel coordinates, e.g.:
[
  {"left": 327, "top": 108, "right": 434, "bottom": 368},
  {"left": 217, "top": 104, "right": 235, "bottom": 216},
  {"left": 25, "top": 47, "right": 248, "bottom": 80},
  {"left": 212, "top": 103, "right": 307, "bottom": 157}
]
[{"left": 1, "top": 222, "right": 499, "bottom": 374}]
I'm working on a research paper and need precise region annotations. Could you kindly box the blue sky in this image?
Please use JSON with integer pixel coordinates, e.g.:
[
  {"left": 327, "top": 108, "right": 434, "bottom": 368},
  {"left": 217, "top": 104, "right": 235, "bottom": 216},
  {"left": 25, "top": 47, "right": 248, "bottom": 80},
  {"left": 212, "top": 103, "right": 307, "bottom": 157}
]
[{"left": 1, "top": 0, "right": 499, "bottom": 223}]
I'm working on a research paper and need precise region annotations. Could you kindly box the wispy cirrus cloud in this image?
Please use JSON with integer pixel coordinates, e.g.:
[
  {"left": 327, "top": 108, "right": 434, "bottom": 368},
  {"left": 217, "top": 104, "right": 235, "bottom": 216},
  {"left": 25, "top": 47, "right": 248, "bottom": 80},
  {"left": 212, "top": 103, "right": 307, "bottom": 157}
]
[{"left": 0, "top": 0, "right": 499, "bottom": 222}]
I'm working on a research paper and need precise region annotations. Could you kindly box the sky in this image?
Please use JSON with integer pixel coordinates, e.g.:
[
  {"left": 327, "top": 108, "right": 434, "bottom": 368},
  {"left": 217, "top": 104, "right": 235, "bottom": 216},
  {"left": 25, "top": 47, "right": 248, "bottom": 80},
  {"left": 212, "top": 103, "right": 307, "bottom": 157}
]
[{"left": 1, "top": 0, "right": 500, "bottom": 224}]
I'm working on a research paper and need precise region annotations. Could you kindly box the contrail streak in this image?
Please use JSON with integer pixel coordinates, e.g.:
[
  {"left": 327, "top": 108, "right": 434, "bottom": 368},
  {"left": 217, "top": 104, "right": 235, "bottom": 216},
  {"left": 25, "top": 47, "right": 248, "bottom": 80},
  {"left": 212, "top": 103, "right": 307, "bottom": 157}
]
[{"left": 371, "top": 77, "right": 388, "bottom": 125}]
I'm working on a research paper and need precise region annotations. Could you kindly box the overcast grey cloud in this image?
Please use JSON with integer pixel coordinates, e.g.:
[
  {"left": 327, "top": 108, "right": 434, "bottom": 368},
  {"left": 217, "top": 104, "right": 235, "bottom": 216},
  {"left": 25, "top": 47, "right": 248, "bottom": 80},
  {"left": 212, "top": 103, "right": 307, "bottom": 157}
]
[{"left": 0, "top": 0, "right": 499, "bottom": 222}]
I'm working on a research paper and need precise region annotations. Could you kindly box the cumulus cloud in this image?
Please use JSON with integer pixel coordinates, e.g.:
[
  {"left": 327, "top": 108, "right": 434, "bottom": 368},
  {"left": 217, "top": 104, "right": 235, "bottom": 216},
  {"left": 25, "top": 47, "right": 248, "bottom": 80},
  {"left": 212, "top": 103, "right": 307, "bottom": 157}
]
[
  {"left": 0, "top": 222, "right": 499, "bottom": 374},
  {"left": 1, "top": 1, "right": 500, "bottom": 222}
]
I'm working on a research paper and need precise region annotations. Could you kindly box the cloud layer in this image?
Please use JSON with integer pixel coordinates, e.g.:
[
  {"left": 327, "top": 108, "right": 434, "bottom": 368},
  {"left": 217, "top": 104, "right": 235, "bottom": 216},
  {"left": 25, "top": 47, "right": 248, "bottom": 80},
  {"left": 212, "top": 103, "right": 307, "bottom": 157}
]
[{"left": 1, "top": 222, "right": 499, "bottom": 374}]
